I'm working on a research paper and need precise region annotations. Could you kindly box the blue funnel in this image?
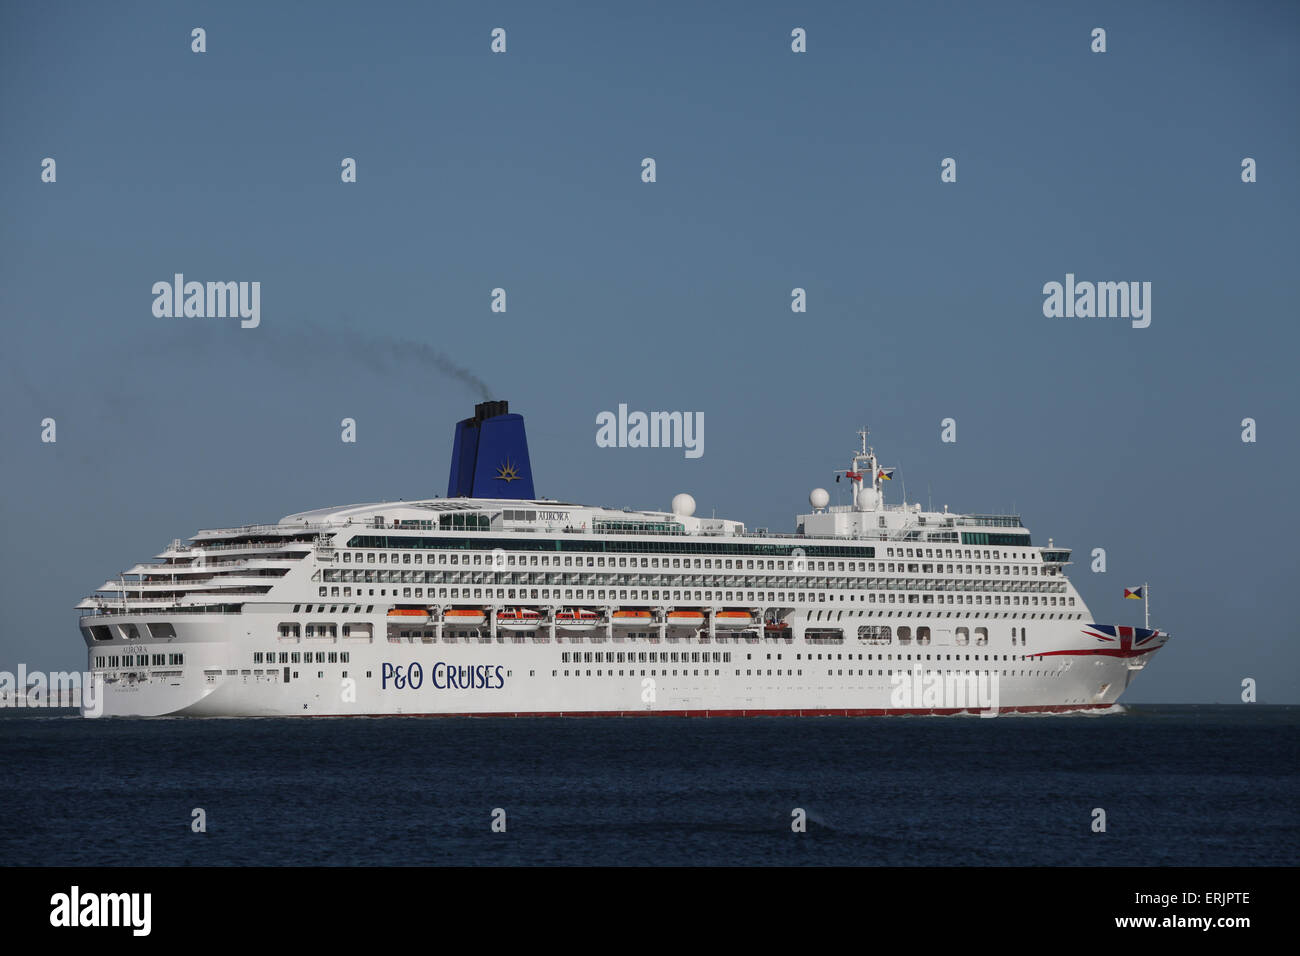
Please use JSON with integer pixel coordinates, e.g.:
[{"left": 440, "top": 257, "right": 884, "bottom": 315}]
[{"left": 446, "top": 401, "right": 535, "bottom": 499}]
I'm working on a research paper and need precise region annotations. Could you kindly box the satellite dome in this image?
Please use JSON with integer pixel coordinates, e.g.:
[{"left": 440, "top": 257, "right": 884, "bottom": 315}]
[
  {"left": 671, "top": 493, "right": 696, "bottom": 517},
  {"left": 809, "top": 488, "right": 830, "bottom": 510}
]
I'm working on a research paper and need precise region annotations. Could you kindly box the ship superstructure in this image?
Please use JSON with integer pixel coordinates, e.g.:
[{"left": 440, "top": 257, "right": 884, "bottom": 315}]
[{"left": 77, "top": 402, "right": 1169, "bottom": 717}]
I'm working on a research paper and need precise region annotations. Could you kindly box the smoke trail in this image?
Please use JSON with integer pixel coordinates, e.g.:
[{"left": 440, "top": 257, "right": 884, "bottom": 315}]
[
  {"left": 153, "top": 321, "right": 494, "bottom": 401},
  {"left": 356, "top": 332, "right": 492, "bottom": 401}
]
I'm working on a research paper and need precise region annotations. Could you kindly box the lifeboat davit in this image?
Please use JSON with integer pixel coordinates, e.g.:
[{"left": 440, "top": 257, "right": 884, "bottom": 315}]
[
  {"left": 714, "top": 611, "right": 753, "bottom": 629},
  {"left": 555, "top": 608, "right": 600, "bottom": 631},
  {"left": 497, "top": 607, "right": 542, "bottom": 631},
  {"left": 667, "top": 609, "right": 706, "bottom": 627},
  {"left": 443, "top": 608, "right": 486, "bottom": 627},
  {"left": 612, "top": 609, "right": 653, "bottom": 627}
]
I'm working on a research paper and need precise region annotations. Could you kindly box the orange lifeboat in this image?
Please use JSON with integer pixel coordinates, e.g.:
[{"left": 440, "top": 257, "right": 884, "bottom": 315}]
[
  {"left": 443, "top": 608, "right": 486, "bottom": 627},
  {"left": 714, "top": 611, "right": 753, "bottom": 629},
  {"left": 555, "top": 608, "right": 600, "bottom": 631},
  {"left": 611, "top": 609, "right": 653, "bottom": 628},
  {"left": 387, "top": 607, "right": 431, "bottom": 622},
  {"left": 667, "top": 609, "right": 706, "bottom": 627},
  {"left": 497, "top": 607, "right": 542, "bottom": 631}
]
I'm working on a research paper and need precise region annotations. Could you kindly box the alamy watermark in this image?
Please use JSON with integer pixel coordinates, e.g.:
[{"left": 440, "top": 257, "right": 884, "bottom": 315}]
[
  {"left": 152, "top": 274, "right": 260, "bottom": 328},
  {"left": 50, "top": 886, "right": 150, "bottom": 936},
  {"left": 0, "top": 665, "right": 104, "bottom": 717},
  {"left": 1042, "top": 273, "right": 1150, "bottom": 328},
  {"left": 889, "top": 663, "right": 1000, "bottom": 716},
  {"left": 596, "top": 404, "right": 703, "bottom": 459}
]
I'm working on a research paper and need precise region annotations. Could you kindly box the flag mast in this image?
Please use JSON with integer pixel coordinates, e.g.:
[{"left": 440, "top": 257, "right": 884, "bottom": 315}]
[{"left": 1125, "top": 583, "right": 1151, "bottom": 628}]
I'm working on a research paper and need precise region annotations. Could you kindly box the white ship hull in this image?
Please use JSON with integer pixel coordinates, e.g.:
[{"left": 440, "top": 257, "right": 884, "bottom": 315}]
[{"left": 84, "top": 612, "right": 1167, "bottom": 718}]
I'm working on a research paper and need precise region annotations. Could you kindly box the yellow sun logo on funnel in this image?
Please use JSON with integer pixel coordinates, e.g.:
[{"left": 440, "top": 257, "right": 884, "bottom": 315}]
[{"left": 495, "top": 458, "right": 521, "bottom": 483}]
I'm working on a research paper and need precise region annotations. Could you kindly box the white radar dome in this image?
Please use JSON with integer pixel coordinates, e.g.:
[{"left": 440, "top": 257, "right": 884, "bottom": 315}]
[
  {"left": 809, "top": 488, "right": 830, "bottom": 510},
  {"left": 671, "top": 493, "right": 696, "bottom": 517}
]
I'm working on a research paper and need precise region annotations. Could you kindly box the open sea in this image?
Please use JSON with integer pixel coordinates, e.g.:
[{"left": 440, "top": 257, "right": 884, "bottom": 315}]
[{"left": 0, "top": 704, "right": 1295, "bottom": 866}]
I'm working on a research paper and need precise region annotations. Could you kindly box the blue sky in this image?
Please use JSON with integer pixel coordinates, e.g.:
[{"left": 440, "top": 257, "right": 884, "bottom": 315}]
[{"left": 1, "top": 1, "right": 1296, "bottom": 702}]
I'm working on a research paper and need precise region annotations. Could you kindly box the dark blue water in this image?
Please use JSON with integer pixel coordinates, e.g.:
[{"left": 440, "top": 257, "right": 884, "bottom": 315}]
[{"left": 1, "top": 705, "right": 1295, "bottom": 866}]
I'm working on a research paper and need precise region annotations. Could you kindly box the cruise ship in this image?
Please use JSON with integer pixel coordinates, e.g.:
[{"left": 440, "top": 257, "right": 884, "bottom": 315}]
[{"left": 77, "top": 402, "right": 1169, "bottom": 717}]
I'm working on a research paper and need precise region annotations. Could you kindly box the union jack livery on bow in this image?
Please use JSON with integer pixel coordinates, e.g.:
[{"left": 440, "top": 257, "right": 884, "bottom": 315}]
[{"left": 1044, "top": 624, "right": 1168, "bottom": 659}]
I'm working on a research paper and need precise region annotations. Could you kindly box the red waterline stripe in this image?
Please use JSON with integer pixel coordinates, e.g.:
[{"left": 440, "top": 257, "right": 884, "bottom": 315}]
[{"left": 356, "top": 703, "right": 1114, "bottom": 718}]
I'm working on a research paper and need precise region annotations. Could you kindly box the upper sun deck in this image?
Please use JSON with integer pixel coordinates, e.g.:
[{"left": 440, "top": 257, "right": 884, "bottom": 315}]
[
  {"left": 184, "top": 419, "right": 1036, "bottom": 551},
  {"left": 270, "top": 497, "right": 746, "bottom": 539},
  {"left": 208, "top": 496, "right": 1036, "bottom": 550}
]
